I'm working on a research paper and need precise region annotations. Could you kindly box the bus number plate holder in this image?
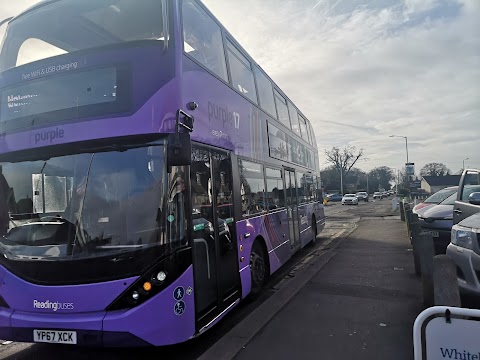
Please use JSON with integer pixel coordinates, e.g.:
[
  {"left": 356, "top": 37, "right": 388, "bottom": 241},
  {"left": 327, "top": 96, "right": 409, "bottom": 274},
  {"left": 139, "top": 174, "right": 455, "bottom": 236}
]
[{"left": 33, "top": 330, "right": 77, "bottom": 344}]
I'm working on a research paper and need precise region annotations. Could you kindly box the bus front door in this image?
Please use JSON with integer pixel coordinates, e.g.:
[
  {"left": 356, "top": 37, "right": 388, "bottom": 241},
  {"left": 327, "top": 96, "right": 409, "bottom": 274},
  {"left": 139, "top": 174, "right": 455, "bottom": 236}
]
[
  {"left": 285, "top": 169, "right": 300, "bottom": 251},
  {"left": 190, "top": 146, "right": 240, "bottom": 329}
]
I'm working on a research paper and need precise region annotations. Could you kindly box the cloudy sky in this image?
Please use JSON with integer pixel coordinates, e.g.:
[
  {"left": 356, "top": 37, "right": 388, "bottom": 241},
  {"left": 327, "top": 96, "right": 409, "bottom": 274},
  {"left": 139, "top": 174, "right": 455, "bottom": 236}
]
[{"left": 1, "top": 0, "right": 479, "bottom": 174}]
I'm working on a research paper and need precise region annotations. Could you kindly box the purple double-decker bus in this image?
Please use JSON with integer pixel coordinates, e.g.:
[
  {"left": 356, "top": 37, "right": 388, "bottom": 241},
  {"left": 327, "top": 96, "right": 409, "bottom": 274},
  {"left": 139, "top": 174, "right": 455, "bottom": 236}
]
[{"left": 0, "top": 0, "right": 325, "bottom": 347}]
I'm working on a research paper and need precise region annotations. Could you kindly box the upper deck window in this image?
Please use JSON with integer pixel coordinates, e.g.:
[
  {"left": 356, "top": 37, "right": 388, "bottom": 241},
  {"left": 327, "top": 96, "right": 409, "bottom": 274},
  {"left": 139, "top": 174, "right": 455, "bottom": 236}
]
[
  {"left": 305, "top": 120, "right": 313, "bottom": 145},
  {"left": 0, "top": 0, "right": 165, "bottom": 71},
  {"left": 254, "top": 66, "right": 276, "bottom": 117},
  {"left": 298, "top": 114, "right": 308, "bottom": 141},
  {"left": 226, "top": 41, "right": 257, "bottom": 104},
  {"left": 182, "top": 0, "right": 228, "bottom": 82},
  {"left": 274, "top": 89, "right": 290, "bottom": 128},
  {"left": 288, "top": 102, "right": 301, "bottom": 137},
  {"left": 16, "top": 39, "right": 67, "bottom": 68},
  {"left": 308, "top": 122, "right": 316, "bottom": 146}
]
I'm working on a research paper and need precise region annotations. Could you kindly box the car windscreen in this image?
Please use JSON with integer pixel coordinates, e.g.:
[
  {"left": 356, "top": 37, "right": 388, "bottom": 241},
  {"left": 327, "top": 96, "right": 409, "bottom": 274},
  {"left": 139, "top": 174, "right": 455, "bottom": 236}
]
[
  {"left": 424, "top": 187, "right": 457, "bottom": 204},
  {"left": 440, "top": 192, "right": 457, "bottom": 205}
]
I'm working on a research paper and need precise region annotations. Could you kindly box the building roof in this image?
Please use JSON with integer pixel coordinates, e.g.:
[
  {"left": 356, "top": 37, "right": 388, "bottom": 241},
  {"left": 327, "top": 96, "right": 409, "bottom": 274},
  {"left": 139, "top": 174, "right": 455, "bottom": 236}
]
[{"left": 421, "top": 175, "right": 461, "bottom": 187}]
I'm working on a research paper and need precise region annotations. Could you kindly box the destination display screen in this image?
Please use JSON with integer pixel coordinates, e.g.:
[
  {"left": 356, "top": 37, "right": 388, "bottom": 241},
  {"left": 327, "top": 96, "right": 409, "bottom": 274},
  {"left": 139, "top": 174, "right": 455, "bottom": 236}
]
[{"left": 0, "top": 66, "right": 122, "bottom": 132}]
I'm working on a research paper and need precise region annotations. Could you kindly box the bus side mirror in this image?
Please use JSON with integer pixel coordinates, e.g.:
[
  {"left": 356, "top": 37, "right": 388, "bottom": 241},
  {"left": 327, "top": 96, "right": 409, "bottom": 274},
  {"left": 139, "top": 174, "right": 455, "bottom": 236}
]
[
  {"left": 167, "top": 133, "right": 192, "bottom": 167},
  {"left": 167, "top": 109, "right": 194, "bottom": 167}
]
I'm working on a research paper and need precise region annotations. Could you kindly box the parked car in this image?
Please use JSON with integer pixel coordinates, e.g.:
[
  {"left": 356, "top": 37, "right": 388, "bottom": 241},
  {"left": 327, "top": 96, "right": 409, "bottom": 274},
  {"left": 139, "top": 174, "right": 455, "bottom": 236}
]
[
  {"left": 326, "top": 193, "right": 343, "bottom": 202},
  {"left": 356, "top": 192, "right": 369, "bottom": 202},
  {"left": 419, "top": 192, "right": 456, "bottom": 255},
  {"left": 453, "top": 169, "right": 480, "bottom": 225},
  {"left": 413, "top": 186, "right": 458, "bottom": 217},
  {"left": 446, "top": 212, "right": 480, "bottom": 297},
  {"left": 342, "top": 194, "right": 358, "bottom": 205},
  {"left": 373, "top": 192, "right": 384, "bottom": 200}
]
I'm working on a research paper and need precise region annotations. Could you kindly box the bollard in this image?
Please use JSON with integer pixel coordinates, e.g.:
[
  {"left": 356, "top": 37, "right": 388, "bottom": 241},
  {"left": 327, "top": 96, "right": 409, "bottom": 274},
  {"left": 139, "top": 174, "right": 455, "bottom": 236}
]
[
  {"left": 400, "top": 201, "right": 405, "bottom": 222},
  {"left": 410, "top": 215, "right": 422, "bottom": 276},
  {"left": 417, "top": 231, "right": 435, "bottom": 307},
  {"left": 405, "top": 209, "right": 413, "bottom": 240},
  {"left": 403, "top": 203, "right": 411, "bottom": 226},
  {"left": 407, "top": 210, "right": 418, "bottom": 240},
  {"left": 433, "top": 255, "right": 461, "bottom": 307}
]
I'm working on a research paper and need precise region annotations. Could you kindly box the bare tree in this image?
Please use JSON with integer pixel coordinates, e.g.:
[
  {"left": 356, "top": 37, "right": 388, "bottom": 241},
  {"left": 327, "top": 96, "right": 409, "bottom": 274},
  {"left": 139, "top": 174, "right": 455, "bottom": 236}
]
[
  {"left": 324, "top": 146, "right": 364, "bottom": 194},
  {"left": 419, "top": 163, "right": 451, "bottom": 177}
]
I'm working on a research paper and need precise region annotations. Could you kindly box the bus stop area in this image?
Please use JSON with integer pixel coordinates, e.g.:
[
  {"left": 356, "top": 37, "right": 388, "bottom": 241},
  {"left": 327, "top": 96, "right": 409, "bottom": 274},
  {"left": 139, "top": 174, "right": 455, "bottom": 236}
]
[{"left": 201, "top": 201, "right": 424, "bottom": 360}]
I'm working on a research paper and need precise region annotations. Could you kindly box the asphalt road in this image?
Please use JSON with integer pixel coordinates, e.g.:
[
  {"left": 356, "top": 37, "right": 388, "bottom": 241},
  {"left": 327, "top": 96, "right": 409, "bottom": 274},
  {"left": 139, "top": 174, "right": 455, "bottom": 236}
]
[{"left": 0, "top": 197, "right": 398, "bottom": 360}]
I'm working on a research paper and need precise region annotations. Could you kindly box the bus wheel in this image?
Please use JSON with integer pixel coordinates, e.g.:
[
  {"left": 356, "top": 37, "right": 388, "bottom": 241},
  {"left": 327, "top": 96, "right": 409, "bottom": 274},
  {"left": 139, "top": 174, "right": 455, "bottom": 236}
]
[{"left": 250, "top": 241, "right": 267, "bottom": 298}]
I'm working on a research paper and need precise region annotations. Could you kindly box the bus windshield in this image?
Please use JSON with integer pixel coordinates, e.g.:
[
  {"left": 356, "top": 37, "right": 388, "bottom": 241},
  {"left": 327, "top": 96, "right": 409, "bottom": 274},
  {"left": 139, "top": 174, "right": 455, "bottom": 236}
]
[
  {"left": 0, "top": 0, "right": 165, "bottom": 72},
  {"left": 0, "top": 141, "right": 186, "bottom": 262}
]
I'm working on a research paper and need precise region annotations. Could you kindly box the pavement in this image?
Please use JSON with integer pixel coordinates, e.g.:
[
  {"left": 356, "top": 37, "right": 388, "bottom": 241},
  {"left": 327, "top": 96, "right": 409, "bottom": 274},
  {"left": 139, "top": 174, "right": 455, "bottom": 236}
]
[{"left": 232, "top": 213, "right": 423, "bottom": 360}]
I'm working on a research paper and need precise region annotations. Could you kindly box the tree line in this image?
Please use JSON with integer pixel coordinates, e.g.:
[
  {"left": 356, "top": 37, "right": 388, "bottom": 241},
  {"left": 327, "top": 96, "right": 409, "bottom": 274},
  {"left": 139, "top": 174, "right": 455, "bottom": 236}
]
[{"left": 322, "top": 146, "right": 455, "bottom": 194}]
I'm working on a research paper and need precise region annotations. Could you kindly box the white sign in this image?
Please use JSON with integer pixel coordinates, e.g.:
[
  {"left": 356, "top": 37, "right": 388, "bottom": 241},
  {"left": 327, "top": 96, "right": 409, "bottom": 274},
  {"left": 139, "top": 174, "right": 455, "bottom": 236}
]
[{"left": 414, "top": 306, "right": 480, "bottom": 359}]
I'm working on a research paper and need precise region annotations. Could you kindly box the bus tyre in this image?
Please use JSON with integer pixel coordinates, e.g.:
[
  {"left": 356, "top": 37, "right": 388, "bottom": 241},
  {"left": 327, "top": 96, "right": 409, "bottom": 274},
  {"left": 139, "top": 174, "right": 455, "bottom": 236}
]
[{"left": 250, "top": 241, "right": 267, "bottom": 299}]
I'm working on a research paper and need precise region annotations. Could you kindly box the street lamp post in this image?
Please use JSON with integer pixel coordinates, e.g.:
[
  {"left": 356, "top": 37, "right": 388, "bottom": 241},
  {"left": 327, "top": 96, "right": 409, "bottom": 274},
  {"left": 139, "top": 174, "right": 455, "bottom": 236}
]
[
  {"left": 463, "top": 157, "right": 469, "bottom": 171},
  {"left": 390, "top": 135, "right": 410, "bottom": 189},
  {"left": 340, "top": 167, "right": 343, "bottom": 195},
  {"left": 389, "top": 135, "right": 409, "bottom": 164}
]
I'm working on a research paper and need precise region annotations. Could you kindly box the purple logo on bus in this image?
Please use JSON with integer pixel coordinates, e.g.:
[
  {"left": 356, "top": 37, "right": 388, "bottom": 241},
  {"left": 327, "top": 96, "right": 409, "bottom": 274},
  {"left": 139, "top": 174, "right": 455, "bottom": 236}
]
[
  {"left": 208, "top": 101, "right": 240, "bottom": 130},
  {"left": 32, "top": 127, "right": 65, "bottom": 144}
]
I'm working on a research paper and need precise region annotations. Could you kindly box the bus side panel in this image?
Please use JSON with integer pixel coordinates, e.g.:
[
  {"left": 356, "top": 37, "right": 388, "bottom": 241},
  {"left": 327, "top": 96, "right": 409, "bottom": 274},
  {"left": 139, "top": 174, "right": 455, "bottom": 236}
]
[
  {"left": 265, "top": 210, "right": 290, "bottom": 273},
  {"left": 0, "top": 308, "right": 13, "bottom": 340},
  {"left": 297, "top": 204, "right": 312, "bottom": 248},
  {"left": 182, "top": 57, "right": 267, "bottom": 162},
  {"left": 299, "top": 202, "right": 325, "bottom": 248},
  {"left": 236, "top": 211, "right": 290, "bottom": 299},
  {"left": 103, "top": 266, "right": 196, "bottom": 346},
  {"left": 314, "top": 202, "right": 326, "bottom": 234}
]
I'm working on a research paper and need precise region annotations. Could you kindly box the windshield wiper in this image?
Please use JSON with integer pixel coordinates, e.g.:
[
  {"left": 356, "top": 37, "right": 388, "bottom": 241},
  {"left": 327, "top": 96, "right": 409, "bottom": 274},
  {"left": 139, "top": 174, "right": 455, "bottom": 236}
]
[{"left": 0, "top": 17, "right": 13, "bottom": 27}]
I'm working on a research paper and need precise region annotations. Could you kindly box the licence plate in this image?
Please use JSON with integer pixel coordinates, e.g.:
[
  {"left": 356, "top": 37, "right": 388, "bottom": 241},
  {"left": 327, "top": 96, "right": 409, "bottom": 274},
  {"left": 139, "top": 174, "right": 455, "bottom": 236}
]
[
  {"left": 33, "top": 330, "right": 77, "bottom": 344},
  {"left": 422, "top": 230, "right": 439, "bottom": 237}
]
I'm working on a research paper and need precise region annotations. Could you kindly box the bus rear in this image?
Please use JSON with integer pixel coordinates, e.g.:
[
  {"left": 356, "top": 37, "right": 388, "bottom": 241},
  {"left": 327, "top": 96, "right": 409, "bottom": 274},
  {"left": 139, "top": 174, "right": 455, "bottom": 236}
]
[{"left": 0, "top": 0, "right": 197, "bottom": 347}]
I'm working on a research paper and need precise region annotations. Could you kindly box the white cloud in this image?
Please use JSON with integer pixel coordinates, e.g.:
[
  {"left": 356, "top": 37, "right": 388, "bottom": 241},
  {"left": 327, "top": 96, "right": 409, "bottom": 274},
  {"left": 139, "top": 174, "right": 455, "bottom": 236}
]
[{"left": 404, "top": 0, "right": 439, "bottom": 15}]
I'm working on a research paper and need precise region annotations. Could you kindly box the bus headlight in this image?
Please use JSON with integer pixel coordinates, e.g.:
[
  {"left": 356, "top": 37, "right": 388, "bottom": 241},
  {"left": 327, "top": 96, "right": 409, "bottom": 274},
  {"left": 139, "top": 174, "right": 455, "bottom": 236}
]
[
  {"left": 106, "top": 250, "right": 191, "bottom": 311},
  {"left": 156, "top": 271, "right": 167, "bottom": 282}
]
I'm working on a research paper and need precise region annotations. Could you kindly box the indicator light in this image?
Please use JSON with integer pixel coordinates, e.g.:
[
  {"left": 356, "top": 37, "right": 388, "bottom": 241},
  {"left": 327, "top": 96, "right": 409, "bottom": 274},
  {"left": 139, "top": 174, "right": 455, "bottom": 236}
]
[{"left": 143, "top": 282, "right": 152, "bottom": 292}]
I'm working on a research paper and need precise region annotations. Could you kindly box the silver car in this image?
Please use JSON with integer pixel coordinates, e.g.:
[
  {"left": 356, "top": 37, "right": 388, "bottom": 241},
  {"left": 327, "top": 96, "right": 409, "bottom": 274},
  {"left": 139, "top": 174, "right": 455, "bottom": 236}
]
[
  {"left": 446, "top": 213, "right": 480, "bottom": 296},
  {"left": 342, "top": 194, "right": 358, "bottom": 205},
  {"left": 356, "top": 192, "right": 369, "bottom": 202}
]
